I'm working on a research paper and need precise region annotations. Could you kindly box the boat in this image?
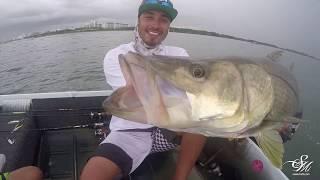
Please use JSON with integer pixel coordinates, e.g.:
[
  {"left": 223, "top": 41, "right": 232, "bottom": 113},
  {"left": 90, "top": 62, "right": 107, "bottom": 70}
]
[{"left": 0, "top": 90, "right": 289, "bottom": 180}]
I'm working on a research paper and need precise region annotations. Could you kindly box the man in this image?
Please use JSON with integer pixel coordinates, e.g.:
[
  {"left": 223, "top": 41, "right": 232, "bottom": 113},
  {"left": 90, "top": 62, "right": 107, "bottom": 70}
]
[{"left": 81, "top": 0, "right": 206, "bottom": 180}]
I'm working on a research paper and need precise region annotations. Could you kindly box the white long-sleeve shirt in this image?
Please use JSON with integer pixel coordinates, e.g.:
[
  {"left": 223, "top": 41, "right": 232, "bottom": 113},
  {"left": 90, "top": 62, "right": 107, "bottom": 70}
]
[{"left": 104, "top": 42, "right": 189, "bottom": 130}]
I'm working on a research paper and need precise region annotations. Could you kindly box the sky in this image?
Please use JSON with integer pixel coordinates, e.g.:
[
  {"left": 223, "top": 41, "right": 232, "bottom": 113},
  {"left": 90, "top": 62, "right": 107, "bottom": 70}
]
[{"left": 0, "top": 0, "right": 319, "bottom": 57}]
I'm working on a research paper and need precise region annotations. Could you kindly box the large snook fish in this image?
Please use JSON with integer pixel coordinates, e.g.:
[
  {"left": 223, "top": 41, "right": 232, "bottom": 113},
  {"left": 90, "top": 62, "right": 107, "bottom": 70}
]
[{"left": 103, "top": 52, "right": 302, "bottom": 169}]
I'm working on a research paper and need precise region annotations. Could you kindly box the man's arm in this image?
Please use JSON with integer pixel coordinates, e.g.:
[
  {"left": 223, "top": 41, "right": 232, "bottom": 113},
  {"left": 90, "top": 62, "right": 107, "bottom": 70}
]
[
  {"left": 172, "top": 133, "right": 206, "bottom": 180},
  {"left": 103, "top": 49, "right": 126, "bottom": 90}
]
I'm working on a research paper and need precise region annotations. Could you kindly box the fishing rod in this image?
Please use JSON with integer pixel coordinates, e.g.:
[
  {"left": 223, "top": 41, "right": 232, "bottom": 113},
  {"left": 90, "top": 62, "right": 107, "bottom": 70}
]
[
  {"left": 0, "top": 122, "right": 107, "bottom": 133},
  {"left": 0, "top": 112, "right": 110, "bottom": 118},
  {"left": 0, "top": 107, "right": 105, "bottom": 113},
  {"left": 1, "top": 111, "right": 110, "bottom": 145},
  {"left": 171, "top": 28, "right": 320, "bottom": 61},
  {"left": 2, "top": 122, "right": 109, "bottom": 145},
  {"left": 0, "top": 109, "right": 110, "bottom": 117},
  {"left": 0, "top": 111, "right": 110, "bottom": 133}
]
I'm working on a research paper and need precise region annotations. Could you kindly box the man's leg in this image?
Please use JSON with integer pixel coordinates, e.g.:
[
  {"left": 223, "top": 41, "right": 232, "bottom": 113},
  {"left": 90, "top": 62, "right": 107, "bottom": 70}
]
[
  {"left": 7, "top": 166, "right": 43, "bottom": 180},
  {"left": 80, "top": 156, "right": 121, "bottom": 180},
  {"left": 81, "top": 130, "right": 152, "bottom": 180},
  {"left": 80, "top": 142, "right": 133, "bottom": 180},
  {"left": 172, "top": 133, "right": 206, "bottom": 180}
]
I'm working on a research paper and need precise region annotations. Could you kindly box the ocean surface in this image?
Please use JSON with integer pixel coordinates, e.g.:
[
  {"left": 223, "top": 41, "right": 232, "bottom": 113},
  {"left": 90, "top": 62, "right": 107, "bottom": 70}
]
[{"left": 0, "top": 31, "right": 319, "bottom": 179}]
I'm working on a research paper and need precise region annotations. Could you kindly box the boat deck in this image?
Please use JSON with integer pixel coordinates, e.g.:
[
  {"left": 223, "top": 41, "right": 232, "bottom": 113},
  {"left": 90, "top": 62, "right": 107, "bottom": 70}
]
[{"left": 0, "top": 94, "right": 208, "bottom": 180}]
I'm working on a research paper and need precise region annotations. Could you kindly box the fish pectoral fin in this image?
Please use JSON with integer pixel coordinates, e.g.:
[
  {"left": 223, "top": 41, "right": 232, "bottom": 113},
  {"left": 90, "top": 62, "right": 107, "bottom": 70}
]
[
  {"left": 283, "top": 116, "right": 308, "bottom": 123},
  {"left": 255, "top": 130, "right": 284, "bottom": 169}
]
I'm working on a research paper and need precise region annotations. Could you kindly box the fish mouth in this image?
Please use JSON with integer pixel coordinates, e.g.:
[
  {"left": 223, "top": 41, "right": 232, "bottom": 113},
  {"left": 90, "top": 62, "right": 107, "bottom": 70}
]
[
  {"left": 118, "top": 52, "right": 156, "bottom": 102},
  {"left": 102, "top": 53, "right": 149, "bottom": 123},
  {"left": 103, "top": 52, "right": 172, "bottom": 125},
  {"left": 103, "top": 52, "right": 195, "bottom": 127}
]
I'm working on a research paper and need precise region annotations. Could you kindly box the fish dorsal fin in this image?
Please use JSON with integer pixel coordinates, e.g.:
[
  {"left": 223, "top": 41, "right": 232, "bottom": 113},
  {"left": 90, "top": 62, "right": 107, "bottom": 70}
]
[
  {"left": 267, "top": 51, "right": 283, "bottom": 62},
  {"left": 255, "top": 130, "right": 284, "bottom": 169}
]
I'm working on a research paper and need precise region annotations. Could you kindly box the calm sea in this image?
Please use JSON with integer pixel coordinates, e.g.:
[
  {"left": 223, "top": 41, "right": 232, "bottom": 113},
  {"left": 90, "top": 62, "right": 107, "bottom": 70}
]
[{"left": 0, "top": 31, "right": 319, "bottom": 179}]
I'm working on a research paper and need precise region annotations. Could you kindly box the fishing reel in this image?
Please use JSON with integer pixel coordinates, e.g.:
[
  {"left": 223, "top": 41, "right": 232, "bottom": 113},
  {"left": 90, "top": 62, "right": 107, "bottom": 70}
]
[
  {"left": 197, "top": 152, "right": 223, "bottom": 177},
  {"left": 89, "top": 112, "right": 110, "bottom": 141}
]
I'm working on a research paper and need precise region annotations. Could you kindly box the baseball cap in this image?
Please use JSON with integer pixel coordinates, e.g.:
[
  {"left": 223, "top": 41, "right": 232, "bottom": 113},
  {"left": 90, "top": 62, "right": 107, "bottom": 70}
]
[{"left": 138, "top": 0, "right": 178, "bottom": 22}]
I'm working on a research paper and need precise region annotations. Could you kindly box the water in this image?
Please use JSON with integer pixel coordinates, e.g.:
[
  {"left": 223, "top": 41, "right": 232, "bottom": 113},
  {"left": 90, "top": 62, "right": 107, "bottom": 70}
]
[
  {"left": 0, "top": 31, "right": 319, "bottom": 179},
  {"left": 0, "top": 31, "right": 130, "bottom": 94}
]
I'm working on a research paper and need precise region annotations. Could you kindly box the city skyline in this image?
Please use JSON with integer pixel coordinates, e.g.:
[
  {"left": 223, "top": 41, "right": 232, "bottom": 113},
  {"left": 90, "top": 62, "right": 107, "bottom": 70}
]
[{"left": 1, "top": 20, "right": 132, "bottom": 43}]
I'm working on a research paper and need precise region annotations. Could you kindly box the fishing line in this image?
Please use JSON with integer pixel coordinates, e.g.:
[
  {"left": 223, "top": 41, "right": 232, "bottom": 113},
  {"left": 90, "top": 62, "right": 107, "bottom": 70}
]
[
  {"left": 174, "top": 29, "right": 320, "bottom": 61},
  {"left": 299, "top": 123, "right": 320, "bottom": 145}
]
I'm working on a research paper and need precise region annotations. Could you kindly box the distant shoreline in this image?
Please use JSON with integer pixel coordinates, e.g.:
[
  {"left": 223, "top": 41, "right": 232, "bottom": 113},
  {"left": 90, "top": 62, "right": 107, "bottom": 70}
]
[
  {"left": 1, "top": 27, "right": 318, "bottom": 61},
  {"left": 0, "top": 27, "right": 136, "bottom": 44},
  {"left": 0, "top": 26, "right": 271, "bottom": 44}
]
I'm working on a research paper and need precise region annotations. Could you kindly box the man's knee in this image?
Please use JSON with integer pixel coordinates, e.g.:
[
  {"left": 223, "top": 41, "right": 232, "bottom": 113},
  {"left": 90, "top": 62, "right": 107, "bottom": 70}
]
[
  {"left": 9, "top": 166, "right": 43, "bottom": 180},
  {"left": 81, "top": 156, "right": 121, "bottom": 180},
  {"left": 94, "top": 143, "right": 133, "bottom": 175}
]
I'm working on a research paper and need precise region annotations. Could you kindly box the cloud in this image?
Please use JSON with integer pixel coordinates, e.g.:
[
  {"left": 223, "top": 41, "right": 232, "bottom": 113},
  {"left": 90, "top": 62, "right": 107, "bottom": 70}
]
[
  {"left": 0, "top": 0, "right": 138, "bottom": 27},
  {"left": 0, "top": 0, "right": 140, "bottom": 41},
  {"left": 0, "top": 0, "right": 319, "bottom": 56},
  {"left": 173, "top": 0, "right": 320, "bottom": 56}
]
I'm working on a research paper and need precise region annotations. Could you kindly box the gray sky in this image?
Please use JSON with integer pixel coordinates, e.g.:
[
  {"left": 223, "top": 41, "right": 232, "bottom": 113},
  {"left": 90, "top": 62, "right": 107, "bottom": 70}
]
[{"left": 0, "top": 0, "right": 319, "bottom": 56}]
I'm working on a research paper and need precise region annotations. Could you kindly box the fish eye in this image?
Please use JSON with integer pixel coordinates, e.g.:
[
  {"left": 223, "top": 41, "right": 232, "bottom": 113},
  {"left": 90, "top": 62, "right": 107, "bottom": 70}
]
[{"left": 190, "top": 64, "right": 205, "bottom": 78}]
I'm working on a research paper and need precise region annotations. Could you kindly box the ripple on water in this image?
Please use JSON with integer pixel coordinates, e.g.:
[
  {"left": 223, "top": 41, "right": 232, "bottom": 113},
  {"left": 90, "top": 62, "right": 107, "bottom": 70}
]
[{"left": 5, "top": 67, "right": 23, "bottom": 73}]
